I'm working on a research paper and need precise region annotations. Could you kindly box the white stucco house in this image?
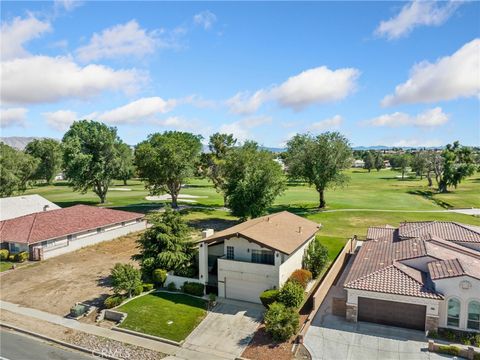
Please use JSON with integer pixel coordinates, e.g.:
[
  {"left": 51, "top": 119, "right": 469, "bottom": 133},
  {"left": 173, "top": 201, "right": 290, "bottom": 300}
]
[
  {"left": 0, "top": 204, "right": 146, "bottom": 260},
  {"left": 197, "top": 211, "right": 321, "bottom": 304},
  {"left": 343, "top": 221, "right": 480, "bottom": 333},
  {"left": 0, "top": 194, "right": 60, "bottom": 221}
]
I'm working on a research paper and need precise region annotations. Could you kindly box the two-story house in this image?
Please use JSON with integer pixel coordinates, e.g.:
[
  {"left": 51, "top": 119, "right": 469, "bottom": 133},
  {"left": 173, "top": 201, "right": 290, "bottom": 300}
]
[{"left": 198, "top": 211, "right": 321, "bottom": 303}]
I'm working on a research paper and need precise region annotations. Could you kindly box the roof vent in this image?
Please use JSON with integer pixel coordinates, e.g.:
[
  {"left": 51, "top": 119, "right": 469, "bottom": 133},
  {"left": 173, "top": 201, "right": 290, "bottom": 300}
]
[
  {"left": 201, "top": 229, "right": 214, "bottom": 239},
  {"left": 43, "top": 205, "right": 49, "bottom": 212},
  {"left": 298, "top": 226, "right": 302, "bottom": 233}
]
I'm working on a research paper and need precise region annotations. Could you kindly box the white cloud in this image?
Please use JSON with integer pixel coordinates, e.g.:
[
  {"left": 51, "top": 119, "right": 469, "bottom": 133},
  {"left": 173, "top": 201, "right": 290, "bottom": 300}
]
[
  {"left": 76, "top": 20, "right": 159, "bottom": 62},
  {"left": 0, "top": 108, "right": 28, "bottom": 128},
  {"left": 54, "top": 0, "right": 83, "bottom": 13},
  {"left": 382, "top": 39, "right": 480, "bottom": 106},
  {"left": 219, "top": 116, "right": 272, "bottom": 143},
  {"left": 193, "top": 11, "right": 217, "bottom": 30},
  {"left": 392, "top": 138, "right": 442, "bottom": 147},
  {"left": 96, "top": 97, "right": 176, "bottom": 124},
  {"left": 309, "top": 115, "right": 343, "bottom": 132},
  {"left": 43, "top": 110, "right": 78, "bottom": 131},
  {"left": 227, "top": 66, "right": 359, "bottom": 114},
  {"left": 363, "top": 107, "right": 448, "bottom": 128},
  {"left": 152, "top": 116, "right": 200, "bottom": 130},
  {"left": 376, "top": 1, "right": 461, "bottom": 40},
  {"left": 1, "top": 56, "right": 143, "bottom": 105},
  {"left": 0, "top": 15, "right": 51, "bottom": 60}
]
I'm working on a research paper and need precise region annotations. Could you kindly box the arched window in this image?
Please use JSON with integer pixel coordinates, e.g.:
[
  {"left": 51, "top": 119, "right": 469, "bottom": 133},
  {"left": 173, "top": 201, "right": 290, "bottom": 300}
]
[
  {"left": 447, "top": 298, "right": 460, "bottom": 327},
  {"left": 467, "top": 301, "right": 480, "bottom": 330}
]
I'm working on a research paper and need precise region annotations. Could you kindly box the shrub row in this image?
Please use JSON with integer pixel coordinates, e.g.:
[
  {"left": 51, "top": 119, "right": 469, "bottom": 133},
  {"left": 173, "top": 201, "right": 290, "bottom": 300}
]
[
  {"left": 0, "top": 250, "right": 28, "bottom": 263},
  {"left": 437, "top": 345, "right": 460, "bottom": 357},
  {"left": 104, "top": 295, "right": 125, "bottom": 309},
  {"left": 431, "top": 328, "right": 480, "bottom": 347},
  {"left": 289, "top": 269, "right": 312, "bottom": 289},
  {"left": 182, "top": 282, "right": 205, "bottom": 296}
]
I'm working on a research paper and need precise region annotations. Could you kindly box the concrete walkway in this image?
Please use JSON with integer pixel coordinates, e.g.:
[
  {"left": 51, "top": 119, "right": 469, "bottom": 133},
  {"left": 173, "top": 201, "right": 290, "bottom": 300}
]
[{"left": 0, "top": 300, "right": 228, "bottom": 360}]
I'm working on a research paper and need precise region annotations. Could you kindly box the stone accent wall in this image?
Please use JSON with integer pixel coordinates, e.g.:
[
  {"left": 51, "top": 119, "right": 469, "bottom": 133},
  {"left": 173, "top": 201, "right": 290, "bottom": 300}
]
[
  {"left": 346, "top": 304, "right": 357, "bottom": 322},
  {"left": 425, "top": 315, "right": 439, "bottom": 332}
]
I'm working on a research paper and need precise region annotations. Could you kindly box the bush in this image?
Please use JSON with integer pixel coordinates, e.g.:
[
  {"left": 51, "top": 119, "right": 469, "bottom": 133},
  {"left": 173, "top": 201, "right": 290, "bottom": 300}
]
[
  {"left": 133, "top": 284, "right": 144, "bottom": 296},
  {"left": 437, "top": 345, "right": 460, "bottom": 356},
  {"left": 152, "top": 269, "right": 167, "bottom": 287},
  {"left": 303, "top": 237, "right": 329, "bottom": 278},
  {"left": 289, "top": 269, "right": 312, "bottom": 289},
  {"left": 278, "top": 281, "right": 304, "bottom": 308},
  {"left": 8, "top": 255, "right": 15, "bottom": 261},
  {"left": 110, "top": 263, "right": 142, "bottom": 297},
  {"left": 428, "top": 330, "right": 438, "bottom": 339},
  {"left": 167, "top": 282, "right": 177, "bottom": 291},
  {"left": 264, "top": 302, "right": 299, "bottom": 342},
  {"left": 0, "top": 249, "right": 9, "bottom": 261},
  {"left": 14, "top": 251, "right": 28, "bottom": 263},
  {"left": 182, "top": 282, "right": 204, "bottom": 296},
  {"left": 142, "top": 283, "right": 154, "bottom": 292},
  {"left": 70, "top": 304, "right": 87, "bottom": 317},
  {"left": 104, "top": 295, "right": 124, "bottom": 309},
  {"left": 474, "top": 334, "right": 480, "bottom": 347},
  {"left": 260, "top": 289, "right": 280, "bottom": 308}
]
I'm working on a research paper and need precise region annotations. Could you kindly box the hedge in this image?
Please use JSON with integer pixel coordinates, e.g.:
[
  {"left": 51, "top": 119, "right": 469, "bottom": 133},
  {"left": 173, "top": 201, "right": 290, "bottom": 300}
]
[
  {"left": 264, "top": 302, "right": 300, "bottom": 342},
  {"left": 289, "top": 269, "right": 312, "bottom": 289},
  {"left": 104, "top": 295, "right": 124, "bottom": 309},
  {"left": 278, "top": 281, "right": 304, "bottom": 308},
  {"left": 14, "top": 251, "right": 28, "bottom": 263},
  {"left": 437, "top": 345, "right": 460, "bottom": 356},
  {"left": 0, "top": 249, "right": 9, "bottom": 261},
  {"left": 152, "top": 269, "right": 167, "bottom": 287},
  {"left": 182, "top": 282, "right": 204, "bottom": 296},
  {"left": 260, "top": 289, "right": 279, "bottom": 308},
  {"left": 142, "top": 283, "right": 154, "bottom": 292}
]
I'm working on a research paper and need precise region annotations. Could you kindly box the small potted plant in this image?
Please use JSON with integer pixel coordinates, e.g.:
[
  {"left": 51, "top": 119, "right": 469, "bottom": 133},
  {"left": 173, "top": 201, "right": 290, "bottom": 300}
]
[{"left": 208, "top": 293, "right": 217, "bottom": 309}]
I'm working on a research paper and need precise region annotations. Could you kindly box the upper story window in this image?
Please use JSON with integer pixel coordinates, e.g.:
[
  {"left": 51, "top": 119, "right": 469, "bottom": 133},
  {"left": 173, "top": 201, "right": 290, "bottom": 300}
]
[
  {"left": 226, "top": 246, "right": 234, "bottom": 260},
  {"left": 251, "top": 249, "right": 274, "bottom": 265},
  {"left": 467, "top": 300, "right": 480, "bottom": 330},
  {"left": 447, "top": 298, "right": 460, "bottom": 327}
]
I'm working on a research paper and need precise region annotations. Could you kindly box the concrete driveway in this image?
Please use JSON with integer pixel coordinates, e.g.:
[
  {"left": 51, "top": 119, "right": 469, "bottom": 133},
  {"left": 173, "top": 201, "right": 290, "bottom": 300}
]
[
  {"left": 180, "top": 298, "right": 263, "bottom": 359},
  {"left": 305, "top": 314, "right": 452, "bottom": 360}
]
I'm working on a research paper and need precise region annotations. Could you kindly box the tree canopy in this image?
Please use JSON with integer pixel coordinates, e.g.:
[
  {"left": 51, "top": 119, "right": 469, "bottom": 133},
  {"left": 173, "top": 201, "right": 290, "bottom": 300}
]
[
  {"left": 362, "top": 151, "right": 374, "bottom": 172},
  {"left": 285, "top": 132, "right": 352, "bottom": 208},
  {"left": 0, "top": 143, "right": 39, "bottom": 197},
  {"left": 110, "top": 263, "right": 142, "bottom": 298},
  {"left": 115, "top": 142, "right": 135, "bottom": 185},
  {"left": 223, "top": 141, "right": 286, "bottom": 220},
  {"left": 62, "top": 120, "right": 122, "bottom": 203},
  {"left": 132, "top": 207, "right": 196, "bottom": 278},
  {"left": 135, "top": 131, "right": 203, "bottom": 208},
  {"left": 437, "top": 142, "right": 476, "bottom": 193},
  {"left": 25, "top": 138, "right": 63, "bottom": 184}
]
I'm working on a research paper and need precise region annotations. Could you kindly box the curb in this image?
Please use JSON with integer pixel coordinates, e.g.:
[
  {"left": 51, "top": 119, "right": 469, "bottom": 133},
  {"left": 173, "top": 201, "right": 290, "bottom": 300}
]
[
  {"left": 0, "top": 322, "right": 121, "bottom": 360},
  {"left": 112, "top": 326, "right": 183, "bottom": 347}
]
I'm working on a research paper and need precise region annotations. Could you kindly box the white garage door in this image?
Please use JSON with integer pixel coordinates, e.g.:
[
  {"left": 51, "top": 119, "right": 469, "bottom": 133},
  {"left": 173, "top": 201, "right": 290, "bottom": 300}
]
[{"left": 225, "top": 278, "right": 270, "bottom": 304}]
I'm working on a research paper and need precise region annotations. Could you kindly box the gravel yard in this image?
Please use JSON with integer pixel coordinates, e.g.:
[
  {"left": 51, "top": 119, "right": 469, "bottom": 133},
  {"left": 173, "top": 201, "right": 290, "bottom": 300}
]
[{"left": 0, "top": 232, "right": 142, "bottom": 316}]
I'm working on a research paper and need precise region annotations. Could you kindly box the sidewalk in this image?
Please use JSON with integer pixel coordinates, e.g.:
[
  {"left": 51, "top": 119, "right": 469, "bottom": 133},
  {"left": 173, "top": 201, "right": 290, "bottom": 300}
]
[{"left": 0, "top": 300, "right": 230, "bottom": 360}]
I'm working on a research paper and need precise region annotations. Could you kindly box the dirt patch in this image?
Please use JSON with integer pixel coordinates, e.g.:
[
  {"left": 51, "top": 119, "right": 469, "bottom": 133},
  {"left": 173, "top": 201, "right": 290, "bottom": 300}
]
[
  {"left": 242, "top": 324, "right": 296, "bottom": 360},
  {"left": 0, "top": 232, "right": 142, "bottom": 316}
]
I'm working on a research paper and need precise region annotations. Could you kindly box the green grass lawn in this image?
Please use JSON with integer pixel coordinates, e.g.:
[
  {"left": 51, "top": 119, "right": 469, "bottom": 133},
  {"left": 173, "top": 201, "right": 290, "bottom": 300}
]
[
  {"left": 0, "top": 261, "right": 14, "bottom": 272},
  {"left": 116, "top": 292, "right": 207, "bottom": 342}
]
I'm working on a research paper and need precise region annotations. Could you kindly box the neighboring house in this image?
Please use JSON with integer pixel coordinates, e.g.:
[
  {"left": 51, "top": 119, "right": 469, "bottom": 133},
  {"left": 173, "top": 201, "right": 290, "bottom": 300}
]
[
  {"left": 198, "top": 211, "right": 321, "bottom": 303},
  {"left": 0, "top": 194, "right": 60, "bottom": 221},
  {"left": 0, "top": 205, "right": 146, "bottom": 260},
  {"left": 343, "top": 221, "right": 480, "bottom": 333},
  {"left": 352, "top": 159, "right": 365, "bottom": 168}
]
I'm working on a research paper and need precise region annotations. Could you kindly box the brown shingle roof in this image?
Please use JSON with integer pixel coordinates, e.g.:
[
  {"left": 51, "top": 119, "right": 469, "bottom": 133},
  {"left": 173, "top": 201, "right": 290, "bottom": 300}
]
[
  {"left": 428, "top": 259, "right": 465, "bottom": 280},
  {"left": 399, "top": 221, "right": 480, "bottom": 243},
  {"left": 203, "top": 211, "right": 321, "bottom": 254},
  {"left": 0, "top": 205, "right": 144, "bottom": 245},
  {"left": 366, "top": 226, "right": 397, "bottom": 240}
]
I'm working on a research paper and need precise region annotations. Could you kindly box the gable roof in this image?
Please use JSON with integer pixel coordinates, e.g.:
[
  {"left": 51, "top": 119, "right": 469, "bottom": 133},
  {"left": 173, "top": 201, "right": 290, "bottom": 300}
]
[
  {"left": 0, "top": 194, "right": 60, "bottom": 221},
  {"left": 203, "top": 211, "right": 321, "bottom": 254},
  {"left": 399, "top": 221, "right": 480, "bottom": 243},
  {"left": 0, "top": 205, "right": 144, "bottom": 245},
  {"left": 428, "top": 259, "right": 465, "bottom": 280}
]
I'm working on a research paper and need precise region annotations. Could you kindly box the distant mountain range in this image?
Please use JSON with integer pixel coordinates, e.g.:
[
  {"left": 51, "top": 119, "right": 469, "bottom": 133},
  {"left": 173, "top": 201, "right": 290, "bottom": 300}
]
[{"left": 0, "top": 136, "right": 445, "bottom": 152}]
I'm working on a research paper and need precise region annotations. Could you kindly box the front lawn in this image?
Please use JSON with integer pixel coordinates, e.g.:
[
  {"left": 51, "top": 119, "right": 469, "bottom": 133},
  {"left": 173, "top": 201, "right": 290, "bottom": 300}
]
[
  {"left": 116, "top": 292, "right": 207, "bottom": 342},
  {"left": 0, "top": 261, "right": 15, "bottom": 272}
]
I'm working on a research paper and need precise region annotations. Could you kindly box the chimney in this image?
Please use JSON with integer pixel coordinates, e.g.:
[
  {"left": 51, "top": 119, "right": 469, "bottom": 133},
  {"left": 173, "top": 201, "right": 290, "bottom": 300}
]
[
  {"left": 202, "top": 229, "right": 214, "bottom": 239},
  {"left": 43, "top": 205, "right": 49, "bottom": 212},
  {"left": 298, "top": 226, "right": 302, "bottom": 233}
]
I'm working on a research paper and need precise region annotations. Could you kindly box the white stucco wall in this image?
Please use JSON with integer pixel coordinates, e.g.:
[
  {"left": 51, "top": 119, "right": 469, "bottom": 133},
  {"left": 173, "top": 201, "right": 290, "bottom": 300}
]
[
  {"left": 434, "top": 275, "right": 480, "bottom": 331},
  {"left": 279, "top": 235, "right": 313, "bottom": 286},
  {"left": 223, "top": 236, "right": 276, "bottom": 262},
  {"left": 166, "top": 274, "right": 203, "bottom": 290},
  {"left": 34, "top": 220, "right": 147, "bottom": 260},
  {"left": 400, "top": 256, "right": 437, "bottom": 272}
]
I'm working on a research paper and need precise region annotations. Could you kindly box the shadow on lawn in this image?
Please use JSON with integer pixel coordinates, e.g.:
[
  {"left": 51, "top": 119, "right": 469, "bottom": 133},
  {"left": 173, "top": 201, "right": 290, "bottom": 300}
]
[
  {"left": 150, "top": 291, "right": 207, "bottom": 309},
  {"left": 407, "top": 190, "right": 452, "bottom": 209}
]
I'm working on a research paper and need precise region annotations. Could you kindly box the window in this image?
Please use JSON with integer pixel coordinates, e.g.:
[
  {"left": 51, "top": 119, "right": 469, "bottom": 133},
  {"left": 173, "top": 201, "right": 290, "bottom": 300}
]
[
  {"left": 447, "top": 298, "right": 460, "bottom": 327},
  {"left": 226, "top": 246, "right": 234, "bottom": 260},
  {"left": 251, "top": 249, "right": 274, "bottom": 265},
  {"left": 467, "top": 301, "right": 480, "bottom": 330}
]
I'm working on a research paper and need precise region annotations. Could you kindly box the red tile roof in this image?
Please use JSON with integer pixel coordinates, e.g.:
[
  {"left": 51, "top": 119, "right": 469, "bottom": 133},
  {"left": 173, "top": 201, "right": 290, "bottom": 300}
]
[
  {"left": 366, "top": 226, "right": 397, "bottom": 240},
  {"left": 399, "top": 221, "right": 480, "bottom": 243},
  {"left": 428, "top": 259, "right": 465, "bottom": 280},
  {"left": 0, "top": 205, "right": 144, "bottom": 245}
]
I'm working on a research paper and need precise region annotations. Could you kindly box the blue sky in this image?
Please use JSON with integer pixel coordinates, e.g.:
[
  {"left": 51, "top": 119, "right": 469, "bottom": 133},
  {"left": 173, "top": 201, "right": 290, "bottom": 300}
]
[{"left": 1, "top": 1, "right": 479, "bottom": 147}]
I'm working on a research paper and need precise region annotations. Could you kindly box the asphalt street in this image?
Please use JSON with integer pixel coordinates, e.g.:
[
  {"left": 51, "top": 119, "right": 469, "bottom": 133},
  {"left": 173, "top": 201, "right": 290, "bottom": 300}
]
[{"left": 0, "top": 328, "right": 95, "bottom": 360}]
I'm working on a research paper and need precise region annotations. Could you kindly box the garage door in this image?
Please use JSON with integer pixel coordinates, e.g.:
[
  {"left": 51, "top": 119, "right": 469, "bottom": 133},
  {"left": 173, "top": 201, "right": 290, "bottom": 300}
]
[
  {"left": 358, "top": 297, "right": 426, "bottom": 330},
  {"left": 225, "top": 278, "right": 269, "bottom": 304}
]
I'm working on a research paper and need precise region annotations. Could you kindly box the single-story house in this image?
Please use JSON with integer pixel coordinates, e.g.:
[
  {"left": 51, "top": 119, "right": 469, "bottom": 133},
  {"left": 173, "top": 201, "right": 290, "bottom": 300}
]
[
  {"left": 343, "top": 221, "right": 480, "bottom": 332},
  {"left": 0, "top": 204, "right": 146, "bottom": 260},
  {"left": 197, "top": 211, "right": 321, "bottom": 303},
  {"left": 352, "top": 159, "right": 365, "bottom": 168},
  {"left": 0, "top": 194, "right": 60, "bottom": 221}
]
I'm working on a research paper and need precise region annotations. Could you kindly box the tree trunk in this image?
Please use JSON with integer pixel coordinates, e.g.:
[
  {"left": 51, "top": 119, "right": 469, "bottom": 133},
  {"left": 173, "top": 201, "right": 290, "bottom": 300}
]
[
  {"left": 223, "top": 194, "right": 228, "bottom": 208},
  {"left": 318, "top": 189, "right": 326, "bottom": 209},
  {"left": 402, "top": 170, "right": 405, "bottom": 180},
  {"left": 123, "top": 179, "right": 128, "bottom": 186},
  {"left": 171, "top": 192, "right": 178, "bottom": 208},
  {"left": 427, "top": 172, "right": 433, "bottom": 187}
]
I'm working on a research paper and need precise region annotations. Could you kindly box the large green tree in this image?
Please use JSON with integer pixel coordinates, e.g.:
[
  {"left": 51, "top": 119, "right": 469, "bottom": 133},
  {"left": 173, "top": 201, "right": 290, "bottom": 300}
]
[
  {"left": 374, "top": 152, "right": 384, "bottom": 172},
  {"left": 115, "top": 142, "right": 135, "bottom": 185},
  {"left": 132, "top": 207, "right": 195, "bottom": 277},
  {"left": 25, "top": 138, "right": 63, "bottom": 184},
  {"left": 62, "top": 120, "right": 122, "bottom": 203},
  {"left": 285, "top": 132, "right": 352, "bottom": 208},
  {"left": 199, "top": 133, "right": 237, "bottom": 206},
  {"left": 363, "top": 151, "right": 374, "bottom": 172},
  {"left": 110, "top": 263, "right": 142, "bottom": 298},
  {"left": 135, "top": 131, "right": 202, "bottom": 208},
  {"left": 411, "top": 152, "right": 428, "bottom": 180},
  {"left": 223, "top": 141, "right": 286, "bottom": 220},
  {"left": 437, "top": 142, "right": 476, "bottom": 193},
  {"left": 0, "top": 143, "right": 39, "bottom": 197},
  {"left": 396, "top": 154, "right": 410, "bottom": 180}
]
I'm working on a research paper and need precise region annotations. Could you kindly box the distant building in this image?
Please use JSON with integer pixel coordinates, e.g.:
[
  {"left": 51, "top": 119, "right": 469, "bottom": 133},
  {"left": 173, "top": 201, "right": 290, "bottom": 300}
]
[
  {"left": 0, "top": 194, "right": 60, "bottom": 221},
  {"left": 352, "top": 159, "right": 365, "bottom": 168},
  {"left": 383, "top": 160, "right": 391, "bottom": 168}
]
